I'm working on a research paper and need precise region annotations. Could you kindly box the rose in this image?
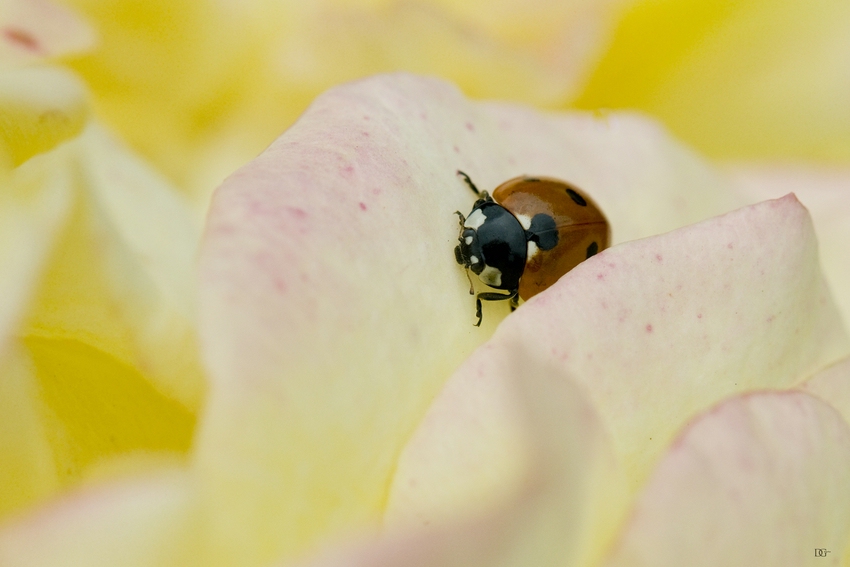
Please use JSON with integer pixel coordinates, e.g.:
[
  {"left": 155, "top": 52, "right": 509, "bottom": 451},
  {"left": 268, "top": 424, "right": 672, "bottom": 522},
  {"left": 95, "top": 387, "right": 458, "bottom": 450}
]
[
  {"left": 3, "top": 72, "right": 849, "bottom": 567},
  {"left": 3, "top": 0, "right": 850, "bottom": 565}
]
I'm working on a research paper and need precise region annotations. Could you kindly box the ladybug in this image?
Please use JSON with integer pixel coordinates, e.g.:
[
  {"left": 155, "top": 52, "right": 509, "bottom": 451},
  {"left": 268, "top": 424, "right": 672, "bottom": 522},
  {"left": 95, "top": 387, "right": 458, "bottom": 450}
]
[{"left": 454, "top": 170, "right": 610, "bottom": 326}]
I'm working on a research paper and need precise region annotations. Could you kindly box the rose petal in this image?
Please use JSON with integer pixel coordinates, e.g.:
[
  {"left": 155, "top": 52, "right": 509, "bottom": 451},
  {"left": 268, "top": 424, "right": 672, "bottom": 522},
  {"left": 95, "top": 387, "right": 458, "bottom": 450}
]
[
  {"left": 0, "top": 0, "right": 95, "bottom": 67},
  {"left": 0, "top": 471, "right": 196, "bottom": 567},
  {"left": 23, "top": 125, "right": 205, "bottom": 413},
  {"left": 499, "top": 194, "right": 848, "bottom": 490},
  {"left": 0, "top": 146, "right": 71, "bottom": 347},
  {"left": 382, "top": 341, "right": 627, "bottom": 567},
  {"left": 0, "top": 344, "right": 58, "bottom": 519},
  {"left": 602, "top": 391, "right": 850, "bottom": 566},
  {"left": 0, "top": 66, "right": 90, "bottom": 167},
  {"left": 728, "top": 164, "right": 850, "bottom": 331},
  {"left": 577, "top": 0, "right": 850, "bottom": 162},
  {"left": 196, "top": 73, "right": 757, "bottom": 562},
  {"left": 800, "top": 356, "right": 850, "bottom": 428},
  {"left": 298, "top": 342, "right": 624, "bottom": 567}
]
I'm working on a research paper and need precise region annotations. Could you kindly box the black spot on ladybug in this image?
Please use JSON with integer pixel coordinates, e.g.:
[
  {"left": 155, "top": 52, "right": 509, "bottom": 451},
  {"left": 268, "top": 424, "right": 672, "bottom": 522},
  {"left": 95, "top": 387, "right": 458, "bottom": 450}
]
[
  {"left": 566, "top": 188, "right": 587, "bottom": 207},
  {"left": 523, "top": 177, "right": 540, "bottom": 182},
  {"left": 526, "top": 213, "right": 558, "bottom": 251},
  {"left": 586, "top": 241, "right": 599, "bottom": 258}
]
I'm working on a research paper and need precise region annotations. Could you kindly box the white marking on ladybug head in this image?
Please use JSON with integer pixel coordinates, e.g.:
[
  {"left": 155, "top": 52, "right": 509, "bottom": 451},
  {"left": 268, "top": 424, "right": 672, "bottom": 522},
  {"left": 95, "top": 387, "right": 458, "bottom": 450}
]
[
  {"left": 515, "top": 213, "right": 533, "bottom": 230},
  {"left": 464, "top": 235, "right": 473, "bottom": 245},
  {"left": 464, "top": 209, "right": 486, "bottom": 230},
  {"left": 479, "top": 265, "right": 502, "bottom": 287},
  {"left": 469, "top": 255, "right": 479, "bottom": 265},
  {"left": 527, "top": 240, "right": 539, "bottom": 259}
]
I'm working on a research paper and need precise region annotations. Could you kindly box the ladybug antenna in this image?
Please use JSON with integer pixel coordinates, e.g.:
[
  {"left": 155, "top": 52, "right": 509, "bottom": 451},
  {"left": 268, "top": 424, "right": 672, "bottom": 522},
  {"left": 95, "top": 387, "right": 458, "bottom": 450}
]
[{"left": 456, "top": 170, "right": 481, "bottom": 196}]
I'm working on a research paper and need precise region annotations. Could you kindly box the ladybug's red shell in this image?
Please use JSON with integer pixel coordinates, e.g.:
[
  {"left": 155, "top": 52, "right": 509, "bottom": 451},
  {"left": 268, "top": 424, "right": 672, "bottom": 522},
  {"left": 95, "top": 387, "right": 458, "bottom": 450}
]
[{"left": 492, "top": 176, "right": 610, "bottom": 301}]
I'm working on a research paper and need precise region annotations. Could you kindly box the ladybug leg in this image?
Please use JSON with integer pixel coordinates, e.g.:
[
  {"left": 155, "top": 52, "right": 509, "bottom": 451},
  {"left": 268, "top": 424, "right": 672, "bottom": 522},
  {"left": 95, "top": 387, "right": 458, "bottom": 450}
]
[
  {"left": 509, "top": 294, "right": 520, "bottom": 312},
  {"left": 454, "top": 210, "right": 466, "bottom": 228},
  {"left": 474, "top": 290, "right": 517, "bottom": 327},
  {"left": 456, "top": 170, "right": 481, "bottom": 195}
]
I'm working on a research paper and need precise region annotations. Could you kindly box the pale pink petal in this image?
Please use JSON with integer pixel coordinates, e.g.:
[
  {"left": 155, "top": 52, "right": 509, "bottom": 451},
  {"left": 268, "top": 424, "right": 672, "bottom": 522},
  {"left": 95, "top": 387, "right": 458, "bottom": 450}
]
[
  {"left": 602, "top": 392, "right": 850, "bottom": 566},
  {"left": 195, "top": 74, "right": 757, "bottom": 562},
  {"left": 729, "top": 164, "right": 850, "bottom": 330},
  {"left": 0, "top": 0, "right": 95, "bottom": 67},
  {"left": 0, "top": 471, "right": 196, "bottom": 567},
  {"left": 499, "top": 195, "right": 848, "bottom": 491}
]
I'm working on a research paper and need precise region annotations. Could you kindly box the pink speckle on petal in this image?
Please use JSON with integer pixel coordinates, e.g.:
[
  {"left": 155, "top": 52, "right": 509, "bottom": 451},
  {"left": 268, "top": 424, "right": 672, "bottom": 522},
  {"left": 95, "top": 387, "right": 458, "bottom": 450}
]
[
  {"left": 697, "top": 313, "right": 703, "bottom": 319},
  {"left": 727, "top": 243, "right": 734, "bottom": 249},
  {"left": 597, "top": 273, "right": 605, "bottom": 281},
  {"left": 655, "top": 254, "right": 663, "bottom": 262},
  {"left": 4, "top": 28, "right": 40, "bottom": 52},
  {"left": 359, "top": 202, "right": 368, "bottom": 211},
  {"left": 453, "top": 145, "right": 460, "bottom": 153},
  {"left": 286, "top": 206, "right": 308, "bottom": 220},
  {"left": 340, "top": 165, "right": 354, "bottom": 177},
  {"left": 372, "top": 188, "right": 382, "bottom": 195},
  {"left": 465, "top": 122, "right": 475, "bottom": 132},
  {"left": 645, "top": 324, "right": 653, "bottom": 333}
]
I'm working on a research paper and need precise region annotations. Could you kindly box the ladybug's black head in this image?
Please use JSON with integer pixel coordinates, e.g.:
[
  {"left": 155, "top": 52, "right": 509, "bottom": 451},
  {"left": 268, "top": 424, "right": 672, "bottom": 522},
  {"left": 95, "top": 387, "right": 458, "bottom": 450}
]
[{"left": 455, "top": 201, "right": 527, "bottom": 292}]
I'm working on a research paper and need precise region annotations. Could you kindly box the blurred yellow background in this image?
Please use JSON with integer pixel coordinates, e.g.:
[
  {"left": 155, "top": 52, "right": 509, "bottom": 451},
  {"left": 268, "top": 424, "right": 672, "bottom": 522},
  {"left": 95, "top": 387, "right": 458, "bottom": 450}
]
[{"left": 55, "top": 0, "right": 849, "bottom": 208}]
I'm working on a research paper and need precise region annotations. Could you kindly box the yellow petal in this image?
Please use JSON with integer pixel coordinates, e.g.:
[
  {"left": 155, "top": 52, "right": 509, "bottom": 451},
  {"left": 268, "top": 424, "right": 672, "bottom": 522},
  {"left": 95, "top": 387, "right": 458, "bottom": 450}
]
[
  {"left": 22, "top": 125, "right": 206, "bottom": 414},
  {"left": 602, "top": 392, "right": 850, "bottom": 566},
  {"left": 0, "top": 66, "right": 89, "bottom": 166},
  {"left": 0, "top": 344, "right": 59, "bottom": 519},
  {"left": 62, "top": 0, "right": 625, "bottom": 197},
  {"left": 0, "top": 143, "right": 71, "bottom": 344},
  {"left": 576, "top": 0, "right": 850, "bottom": 162},
  {"left": 21, "top": 335, "right": 195, "bottom": 486}
]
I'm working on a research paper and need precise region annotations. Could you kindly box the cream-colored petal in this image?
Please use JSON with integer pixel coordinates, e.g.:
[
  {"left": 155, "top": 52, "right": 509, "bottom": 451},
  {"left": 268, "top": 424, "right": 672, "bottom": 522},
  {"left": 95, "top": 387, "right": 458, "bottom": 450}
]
[
  {"left": 0, "top": 66, "right": 89, "bottom": 167},
  {"left": 383, "top": 341, "right": 627, "bottom": 567},
  {"left": 0, "top": 144, "right": 73, "bottom": 349},
  {"left": 23, "top": 125, "right": 206, "bottom": 413},
  {"left": 499, "top": 194, "right": 848, "bottom": 491},
  {"left": 0, "top": 471, "right": 198, "bottom": 567},
  {"left": 195, "top": 74, "right": 755, "bottom": 564},
  {"left": 0, "top": 0, "right": 95, "bottom": 68},
  {"left": 728, "top": 164, "right": 850, "bottom": 331},
  {"left": 602, "top": 392, "right": 850, "bottom": 567},
  {"left": 296, "top": 342, "right": 624, "bottom": 567},
  {"left": 0, "top": 344, "right": 58, "bottom": 519},
  {"left": 800, "top": 356, "right": 850, "bottom": 428}
]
